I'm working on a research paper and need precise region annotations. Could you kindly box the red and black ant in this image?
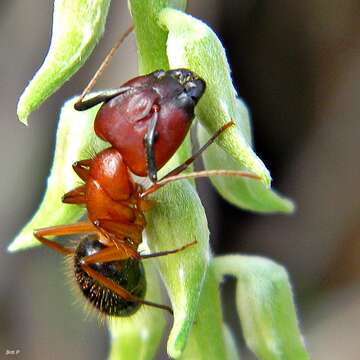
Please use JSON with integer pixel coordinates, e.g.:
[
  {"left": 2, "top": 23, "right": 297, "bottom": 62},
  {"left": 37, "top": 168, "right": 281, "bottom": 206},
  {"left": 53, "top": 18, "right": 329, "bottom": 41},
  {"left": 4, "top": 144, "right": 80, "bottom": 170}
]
[{"left": 33, "top": 28, "right": 259, "bottom": 317}]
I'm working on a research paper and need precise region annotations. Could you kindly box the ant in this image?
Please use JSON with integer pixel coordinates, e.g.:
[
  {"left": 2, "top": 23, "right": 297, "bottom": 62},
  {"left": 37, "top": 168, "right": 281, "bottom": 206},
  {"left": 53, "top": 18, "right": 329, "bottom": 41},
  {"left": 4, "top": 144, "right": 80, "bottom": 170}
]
[{"left": 33, "top": 27, "right": 259, "bottom": 317}]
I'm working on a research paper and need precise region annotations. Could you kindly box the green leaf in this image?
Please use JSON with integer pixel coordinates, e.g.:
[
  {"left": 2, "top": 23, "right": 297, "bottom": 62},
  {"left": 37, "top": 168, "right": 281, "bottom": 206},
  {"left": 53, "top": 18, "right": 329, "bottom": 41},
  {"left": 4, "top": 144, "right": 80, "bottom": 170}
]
[
  {"left": 145, "top": 180, "right": 210, "bottom": 359},
  {"left": 213, "top": 256, "right": 310, "bottom": 360},
  {"left": 9, "top": 96, "right": 107, "bottom": 252},
  {"left": 159, "top": 8, "right": 271, "bottom": 186},
  {"left": 108, "top": 252, "right": 166, "bottom": 360},
  {"left": 180, "top": 266, "right": 233, "bottom": 360},
  {"left": 198, "top": 123, "right": 294, "bottom": 214},
  {"left": 17, "top": 0, "right": 111, "bottom": 124},
  {"left": 128, "top": 0, "right": 186, "bottom": 74}
]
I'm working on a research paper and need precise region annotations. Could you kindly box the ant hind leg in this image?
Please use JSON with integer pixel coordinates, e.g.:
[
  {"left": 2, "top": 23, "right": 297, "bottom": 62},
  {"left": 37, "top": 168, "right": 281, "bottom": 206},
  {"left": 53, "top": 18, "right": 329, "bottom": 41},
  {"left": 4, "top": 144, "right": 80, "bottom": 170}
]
[{"left": 81, "top": 263, "right": 173, "bottom": 314}]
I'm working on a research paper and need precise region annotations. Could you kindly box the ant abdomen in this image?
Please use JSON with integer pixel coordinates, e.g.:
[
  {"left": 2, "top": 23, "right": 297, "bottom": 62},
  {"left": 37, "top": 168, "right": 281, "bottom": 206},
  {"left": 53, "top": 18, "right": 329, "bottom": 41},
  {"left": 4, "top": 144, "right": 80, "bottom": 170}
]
[{"left": 74, "top": 236, "right": 146, "bottom": 317}]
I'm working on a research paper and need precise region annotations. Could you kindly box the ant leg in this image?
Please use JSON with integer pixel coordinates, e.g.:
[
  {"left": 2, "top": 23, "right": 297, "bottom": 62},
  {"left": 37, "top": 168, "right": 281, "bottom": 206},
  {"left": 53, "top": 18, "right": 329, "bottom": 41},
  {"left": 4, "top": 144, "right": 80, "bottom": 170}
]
[
  {"left": 80, "top": 245, "right": 140, "bottom": 265},
  {"left": 82, "top": 263, "right": 173, "bottom": 314},
  {"left": 34, "top": 221, "right": 98, "bottom": 255},
  {"left": 140, "top": 121, "right": 260, "bottom": 197},
  {"left": 140, "top": 240, "right": 197, "bottom": 259},
  {"left": 74, "top": 25, "right": 134, "bottom": 111},
  {"left": 141, "top": 121, "right": 234, "bottom": 196},
  {"left": 80, "top": 240, "right": 197, "bottom": 314},
  {"left": 144, "top": 110, "right": 159, "bottom": 183},
  {"left": 81, "top": 239, "right": 197, "bottom": 266},
  {"left": 95, "top": 219, "right": 143, "bottom": 254},
  {"left": 97, "top": 220, "right": 143, "bottom": 243},
  {"left": 72, "top": 159, "right": 93, "bottom": 181},
  {"left": 62, "top": 185, "right": 86, "bottom": 204},
  {"left": 162, "top": 121, "right": 235, "bottom": 180}
]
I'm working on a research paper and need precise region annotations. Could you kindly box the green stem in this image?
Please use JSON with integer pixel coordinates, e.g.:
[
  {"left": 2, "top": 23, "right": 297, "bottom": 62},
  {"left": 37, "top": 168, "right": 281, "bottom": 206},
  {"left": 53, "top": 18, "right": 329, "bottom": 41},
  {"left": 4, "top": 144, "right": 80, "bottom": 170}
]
[{"left": 128, "top": 0, "right": 170, "bottom": 73}]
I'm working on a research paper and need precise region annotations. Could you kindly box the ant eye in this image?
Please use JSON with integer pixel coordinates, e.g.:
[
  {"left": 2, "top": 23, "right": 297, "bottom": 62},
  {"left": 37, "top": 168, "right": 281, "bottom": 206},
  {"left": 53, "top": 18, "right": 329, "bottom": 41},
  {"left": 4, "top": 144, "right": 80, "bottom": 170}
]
[
  {"left": 174, "top": 70, "right": 183, "bottom": 79},
  {"left": 185, "top": 79, "right": 206, "bottom": 103},
  {"left": 167, "top": 69, "right": 200, "bottom": 86},
  {"left": 167, "top": 69, "right": 187, "bottom": 84}
]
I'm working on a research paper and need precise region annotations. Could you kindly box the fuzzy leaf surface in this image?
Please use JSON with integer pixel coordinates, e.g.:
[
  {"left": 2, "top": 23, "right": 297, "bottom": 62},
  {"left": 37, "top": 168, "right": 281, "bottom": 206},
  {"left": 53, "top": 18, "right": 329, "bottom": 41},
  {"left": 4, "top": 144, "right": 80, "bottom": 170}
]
[
  {"left": 108, "top": 251, "right": 167, "bottom": 360},
  {"left": 198, "top": 122, "right": 294, "bottom": 213},
  {"left": 9, "top": 96, "right": 106, "bottom": 252},
  {"left": 213, "top": 255, "right": 309, "bottom": 360},
  {"left": 17, "top": 0, "right": 111, "bottom": 124},
  {"left": 160, "top": 8, "right": 271, "bottom": 186}
]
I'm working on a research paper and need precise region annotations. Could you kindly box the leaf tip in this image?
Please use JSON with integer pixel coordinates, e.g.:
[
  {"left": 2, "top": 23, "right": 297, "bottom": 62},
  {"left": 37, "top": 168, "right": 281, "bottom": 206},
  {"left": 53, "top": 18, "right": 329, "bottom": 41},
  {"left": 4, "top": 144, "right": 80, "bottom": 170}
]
[
  {"left": 282, "top": 198, "right": 296, "bottom": 213},
  {"left": 17, "top": 98, "right": 29, "bottom": 125},
  {"left": 7, "top": 238, "right": 22, "bottom": 253},
  {"left": 7, "top": 243, "right": 17, "bottom": 253},
  {"left": 8, "top": 231, "right": 36, "bottom": 253},
  {"left": 167, "top": 339, "right": 183, "bottom": 359}
]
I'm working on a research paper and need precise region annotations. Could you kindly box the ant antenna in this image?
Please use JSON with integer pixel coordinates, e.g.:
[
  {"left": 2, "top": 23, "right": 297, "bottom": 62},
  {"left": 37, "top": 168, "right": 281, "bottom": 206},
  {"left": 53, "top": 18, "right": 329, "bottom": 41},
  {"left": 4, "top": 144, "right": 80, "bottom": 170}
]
[
  {"left": 78, "top": 25, "right": 134, "bottom": 103},
  {"left": 141, "top": 170, "right": 261, "bottom": 198}
]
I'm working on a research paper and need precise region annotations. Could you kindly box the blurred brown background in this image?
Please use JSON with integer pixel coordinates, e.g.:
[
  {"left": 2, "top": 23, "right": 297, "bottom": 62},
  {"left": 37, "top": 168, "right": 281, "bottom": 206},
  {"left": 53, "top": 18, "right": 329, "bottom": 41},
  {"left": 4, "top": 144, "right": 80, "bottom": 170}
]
[{"left": 1, "top": 1, "right": 360, "bottom": 359}]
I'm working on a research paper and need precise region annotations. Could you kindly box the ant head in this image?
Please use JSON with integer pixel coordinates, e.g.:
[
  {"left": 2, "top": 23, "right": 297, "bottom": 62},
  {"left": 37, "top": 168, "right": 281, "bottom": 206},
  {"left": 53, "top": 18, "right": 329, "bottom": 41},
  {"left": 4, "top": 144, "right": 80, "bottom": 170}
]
[
  {"left": 94, "top": 69, "right": 207, "bottom": 176},
  {"left": 153, "top": 68, "right": 206, "bottom": 105}
]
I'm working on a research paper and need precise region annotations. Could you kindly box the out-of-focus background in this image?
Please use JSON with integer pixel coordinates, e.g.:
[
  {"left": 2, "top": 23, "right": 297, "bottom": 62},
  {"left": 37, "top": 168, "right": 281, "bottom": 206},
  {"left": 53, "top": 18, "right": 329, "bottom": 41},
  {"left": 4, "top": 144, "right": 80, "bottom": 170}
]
[{"left": 1, "top": 1, "right": 360, "bottom": 359}]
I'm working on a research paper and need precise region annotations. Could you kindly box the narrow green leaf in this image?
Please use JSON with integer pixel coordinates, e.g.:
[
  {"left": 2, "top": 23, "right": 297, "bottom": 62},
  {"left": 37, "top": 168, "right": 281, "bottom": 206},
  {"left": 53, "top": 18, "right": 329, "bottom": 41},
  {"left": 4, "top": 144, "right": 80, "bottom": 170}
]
[
  {"left": 17, "top": 0, "right": 111, "bottom": 124},
  {"left": 108, "top": 252, "right": 166, "bottom": 360},
  {"left": 180, "top": 266, "right": 231, "bottom": 360},
  {"left": 213, "top": 256, "right": 310, "bottom": 360},
  {"left": 128, "top": 0, "right": 187, "bottom": 74},
  {"left": 197, "top": 123, "right": 294, "bottom": 214},
  {"left": 159, "top": 8, "right": 271, "bottom": 186},
  {"left": 145, "top": 180, "right": 210, "bottom": 359},
  {"left": 9, "top": 96, "right": 107, "bottom": 252}
]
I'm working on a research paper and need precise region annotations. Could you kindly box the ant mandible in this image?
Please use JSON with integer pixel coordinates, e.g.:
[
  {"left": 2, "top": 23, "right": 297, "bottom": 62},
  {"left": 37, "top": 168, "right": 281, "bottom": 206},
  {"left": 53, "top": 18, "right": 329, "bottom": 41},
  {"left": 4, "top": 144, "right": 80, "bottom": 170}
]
[{"left": 33, "top": 27, "right": 259, "bottom": 317}]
